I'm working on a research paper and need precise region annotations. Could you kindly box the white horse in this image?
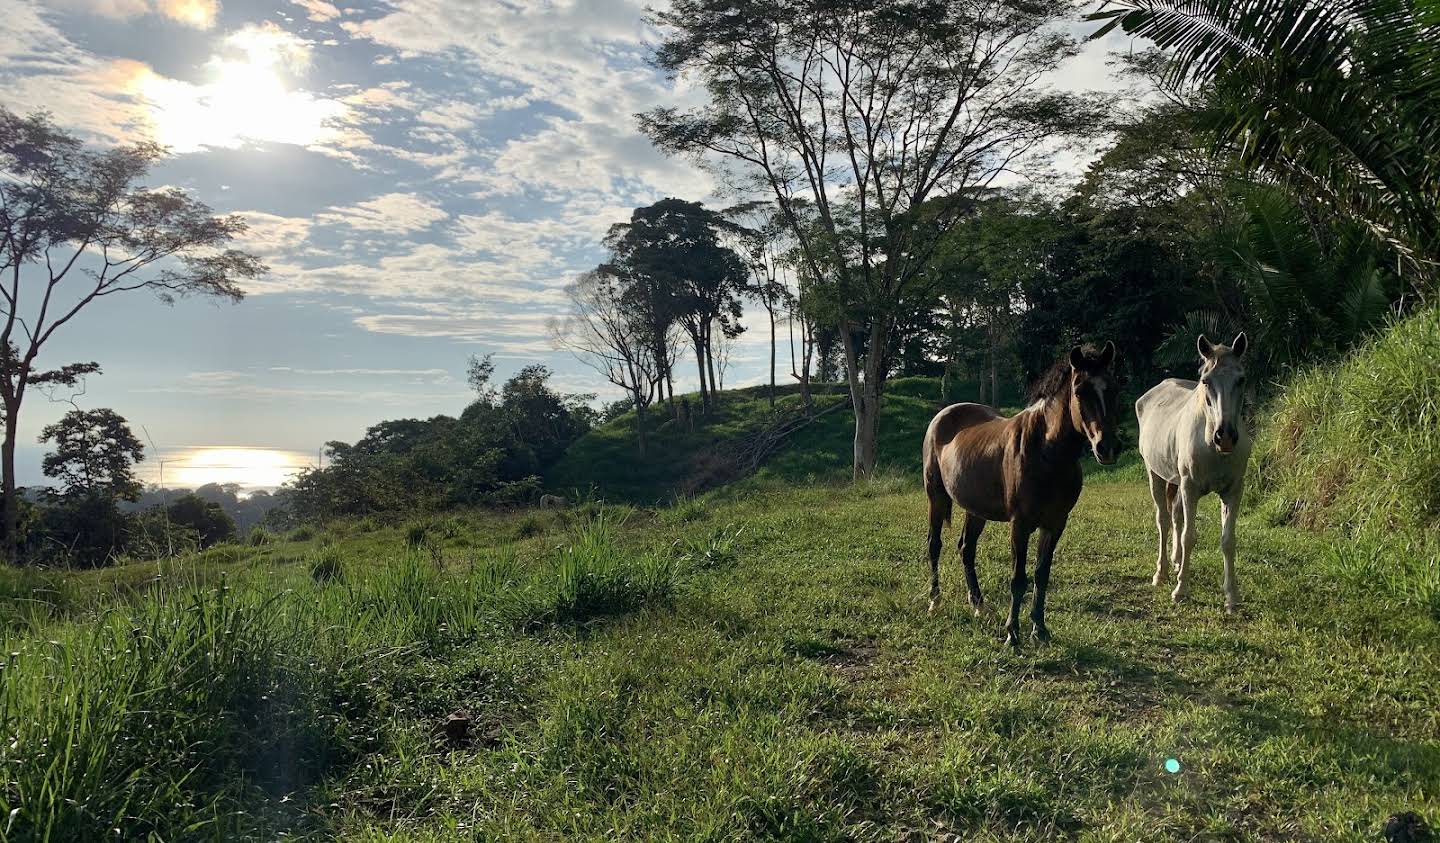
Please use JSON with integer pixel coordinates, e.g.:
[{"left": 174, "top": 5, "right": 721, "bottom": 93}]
[{"left": 1135, "top": 333, "right": 1251, "bottom": 612}]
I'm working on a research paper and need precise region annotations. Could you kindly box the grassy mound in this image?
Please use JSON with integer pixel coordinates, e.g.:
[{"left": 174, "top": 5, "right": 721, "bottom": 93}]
[{"left": 1252, "top": 307, "right": 1440, "bottom": 612}]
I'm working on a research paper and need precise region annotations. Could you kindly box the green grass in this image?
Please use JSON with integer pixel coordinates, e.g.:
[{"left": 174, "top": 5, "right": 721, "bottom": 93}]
[
  {"left": 1252, "top": 306, "right": 1440, "bottom": 614},
  {"left": 2, "top": 470, "right": 1436, "bottom": 841}
]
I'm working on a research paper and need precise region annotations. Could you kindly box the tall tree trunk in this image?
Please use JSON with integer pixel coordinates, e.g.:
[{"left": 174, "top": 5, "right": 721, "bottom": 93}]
[
  {"left": 692, "top": 334, "right": 709, "bottom": 417},
  {"left": 799, "top": 315, "right": 814, "bottom": 413},
  {"left": 657, "top": 346, "right": 673, "bottom": 416},
  {"left": 989, "top": 318, "right": 999, "bottom": 407},
  {"left": 705, "top": 324, "right": 720, "bottom": 414},
  {"left": 634, "top": 396, "right": 648, "bottom": 458},
  {"left": 768, "top": 307, "right": 777, "bottom": 409},
  {"left": 840, "top": 321, "right": 883, "bottom": 479},
  {"left": 2, "top": 396, "right": 19, "bottom": 563}
]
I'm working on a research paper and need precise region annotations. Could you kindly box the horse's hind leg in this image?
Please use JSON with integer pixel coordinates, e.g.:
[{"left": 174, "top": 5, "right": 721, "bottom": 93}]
[
  {"left": 927, "top": 493, "right": 951, "bottom": 614},
  {"left": 1004, "top": 522, "right": 1034, "bottom": 648},
  {"left": 959, "top": 513, "right": 987, "bottom": 615},
  {"left": 1148, "top": 472, "right": 1172, "bottom": 586},
  {"left": 1167, "top": 482, "right": 1182, "bottom": 574}
]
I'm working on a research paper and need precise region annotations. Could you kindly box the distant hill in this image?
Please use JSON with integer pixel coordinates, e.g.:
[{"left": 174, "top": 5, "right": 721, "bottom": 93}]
[{"left": 548, "top": 376, "right": 1021, "bottom": 502}]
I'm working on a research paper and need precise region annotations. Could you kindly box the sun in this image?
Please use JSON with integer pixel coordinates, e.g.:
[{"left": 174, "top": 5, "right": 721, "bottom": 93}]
[
  {"left": 164, "top": 447, "right": 310, "bottom": 492},
  {"left": 129, "top": 23, "right": 345, "bottom": 152}
]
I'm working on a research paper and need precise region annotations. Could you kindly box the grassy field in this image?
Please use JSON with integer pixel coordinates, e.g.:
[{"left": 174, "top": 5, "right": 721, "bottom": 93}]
[{"left": 3, "top": 460, "right": 1437, "bottom": 841}]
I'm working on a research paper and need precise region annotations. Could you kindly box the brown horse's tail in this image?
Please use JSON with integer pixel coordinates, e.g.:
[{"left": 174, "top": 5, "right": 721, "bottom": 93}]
[{"left": 923, "top": 423, "right": 952, "bottom": 527}]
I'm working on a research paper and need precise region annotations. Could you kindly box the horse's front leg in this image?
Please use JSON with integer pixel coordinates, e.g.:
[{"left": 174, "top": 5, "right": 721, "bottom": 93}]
[
  {"left": 1147, "top": 471, "right": 1171, "bottom": 586},
  {"left": 1004, "top": 522, "right": 1033, "bottom": 648},
  {"left": 1030, "top": 522, "right": 1065, "bottom": 643},
  {"left": 1172, "top": 480, "right": 1199, "bottom": 603},
  {"left": 1220, "top": 487, "right": 1242, "bottom": 613}
]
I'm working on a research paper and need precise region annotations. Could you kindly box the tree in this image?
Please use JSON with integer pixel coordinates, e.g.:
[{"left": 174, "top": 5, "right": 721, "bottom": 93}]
[
  {"left": 604, "top": 199, "right": 748, "bottom": 416},
  {"left": 723, "top": 201, "right": 793, "bottom": 407},
  {"left": 1090, "top": 0, "right": 1440, "bottom": 293},
  {"left": 38, "top": 408, "right": 145, "bottom": 501},
  {"left": 0, "top": 109, "right": 264, "bottom": 559},
  {"left": 467, "top": 352, "right": 496, "bottom": 400},
  {"left": 551, "top": 269, "right": 673, "bottom": 456},
  {"left": 166, "top": 493, "right": 235, "bottom": 548},
  {"left": 642, "top": 0, "right": 1101, "bottom": 476}
]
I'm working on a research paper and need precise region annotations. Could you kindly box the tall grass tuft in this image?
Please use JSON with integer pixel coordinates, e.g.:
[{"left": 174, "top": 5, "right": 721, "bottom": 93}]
[
  {"left": 0, "top": 576, "right": 344, "bottom": 840},
  {"left": 522, "top": 511, "right": 678, "bottom": 627}
]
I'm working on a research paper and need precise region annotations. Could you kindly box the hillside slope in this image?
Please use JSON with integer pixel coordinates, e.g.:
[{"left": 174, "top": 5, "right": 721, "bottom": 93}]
[{"left": 549, "top": 377, "right": 1023, "bottom": 502}]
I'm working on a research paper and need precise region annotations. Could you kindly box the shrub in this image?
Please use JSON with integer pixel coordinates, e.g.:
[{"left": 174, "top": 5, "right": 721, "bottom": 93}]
[
  {"left": 675, "top": 523, "right": 743, "bottom": 570},
  {"left": 662, "top": 494, "right": 710, "bottom": 525},
  {"left": 248, "top": 526, "right": 270, "bottom": 546},
  {"left": 519, "top": 511, "right": 678, "bottom": 627},
  {"left": 286, "top": 525, "right": 317, "bottom": 543},
  {"left": 514, "top": 513, "right": 547, "bottom": 540},
  {"left": 309, "top": 547, "right": 345, "bottom": 584}
]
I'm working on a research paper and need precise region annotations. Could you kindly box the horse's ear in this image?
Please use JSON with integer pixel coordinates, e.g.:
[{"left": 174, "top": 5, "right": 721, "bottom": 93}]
[
  {"left": 1197, "top": 334, "right": 1215, "bottom": 360},
  {"left": 1069, "top": 345, "right": 1087, "bottom": 370},
  {"left": 1231, "top": 332, "right": 1248, "bottom": 358},
  {"left": 1098, "top": 340, "right": 1116, "bottom": 368}
]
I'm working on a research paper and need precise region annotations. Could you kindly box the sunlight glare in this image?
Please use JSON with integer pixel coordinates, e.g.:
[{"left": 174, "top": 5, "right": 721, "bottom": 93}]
[
  {"left": 130, "top": 23, "right": 345, "bottom": 152},
  {"left": 163, "top": 447, "right": 311, "bottom": 492}
]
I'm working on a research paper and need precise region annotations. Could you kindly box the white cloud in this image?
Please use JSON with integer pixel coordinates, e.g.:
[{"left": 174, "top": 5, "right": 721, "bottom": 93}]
[
  {"left": 343, "top": 0, "right": 715, "bottom": 200},
  {"left": 49, "top": 0, "right": 218, "bottom": 28},
  {"left": 354, "top": 309, "right": 559, "bottom": 352},
  {"left": 236, "top": 211, "right": 314, "bottom": 258},
  {"left": 290, "top": 0, "right": 340, "bottom": 22},
  {"left": 316, "top": 192, "right": 448, "bottom": 234},
  {"left": 270, "top": 366, "right": 453, "bottom": 383}
]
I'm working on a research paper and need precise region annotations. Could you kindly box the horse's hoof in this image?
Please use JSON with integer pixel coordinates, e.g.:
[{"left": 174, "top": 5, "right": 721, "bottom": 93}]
[
  {"left": 928, "top": 597, "right": 940, "bottom": 615},
  {"left": 1004, "top": 630, "right": 1021, "bottom": 649},
  {"left": 1151, "top": 572, "right": 1165, "bottom": 587},
  {"left": 970, "top": 601, "right": 986, "bottom": 618},
  {"left": 1224, "top": 602, "right": 1240, "bottom": 615},
  {"left": 1031, "top": 626, "right": 1051, "bottom": 645},
  {"left": 1171, "top": 588, "right": 1188, "bottom": 603}
]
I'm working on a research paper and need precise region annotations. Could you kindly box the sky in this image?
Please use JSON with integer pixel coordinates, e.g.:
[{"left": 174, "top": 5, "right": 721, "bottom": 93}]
[{"left": 0, "top": 0, "right": 1131, "bottom": 490}]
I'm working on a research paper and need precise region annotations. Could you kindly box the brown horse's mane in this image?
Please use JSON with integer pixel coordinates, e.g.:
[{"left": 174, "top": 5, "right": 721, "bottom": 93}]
[{"left": 1025, "top": 343, "right": 1107, "bottom": 405}]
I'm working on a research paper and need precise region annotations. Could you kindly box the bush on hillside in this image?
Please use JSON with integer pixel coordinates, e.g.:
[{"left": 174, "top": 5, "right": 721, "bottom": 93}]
[{"left": 278, "top": 365, "right": 590, "bottom": 523}]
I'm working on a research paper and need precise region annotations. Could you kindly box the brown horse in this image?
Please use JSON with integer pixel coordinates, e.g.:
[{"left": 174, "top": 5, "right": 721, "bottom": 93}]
[{"left": 923, "top": 343, "right": 1122, "bottom": 647}]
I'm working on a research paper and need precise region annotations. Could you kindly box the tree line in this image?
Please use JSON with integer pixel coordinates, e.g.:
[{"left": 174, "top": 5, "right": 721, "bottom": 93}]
[{"left": 541, "top": 0, "right": 1435, "bottom": 472}]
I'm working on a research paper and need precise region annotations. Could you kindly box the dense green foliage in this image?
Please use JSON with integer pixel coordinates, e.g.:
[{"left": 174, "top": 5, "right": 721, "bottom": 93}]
[
  {"left": 2, "top": 470, "right": 1435, "bottom": 840},
  {"left": 1092, "top": 0, "right": 1440, "bottom": 290},
  {"left": 281, "top": 365, "right": 594, "bottom": 521}
]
